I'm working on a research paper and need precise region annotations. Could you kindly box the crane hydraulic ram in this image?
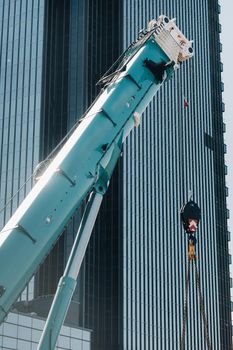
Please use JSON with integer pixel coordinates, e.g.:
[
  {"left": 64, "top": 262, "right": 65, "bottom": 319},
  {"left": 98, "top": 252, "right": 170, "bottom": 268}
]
[{"left": 0, "top": 15, "right": 193, "bottom": 324}]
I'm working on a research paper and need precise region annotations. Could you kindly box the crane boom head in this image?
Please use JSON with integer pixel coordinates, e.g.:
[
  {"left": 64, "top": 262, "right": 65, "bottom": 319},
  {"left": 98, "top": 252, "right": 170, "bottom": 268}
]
[
  {"left": 148, "top": 15, "right": 193, "bottom": 67},
  {"left": 98, "top": 15, "right": 193, "bottom": 87}
]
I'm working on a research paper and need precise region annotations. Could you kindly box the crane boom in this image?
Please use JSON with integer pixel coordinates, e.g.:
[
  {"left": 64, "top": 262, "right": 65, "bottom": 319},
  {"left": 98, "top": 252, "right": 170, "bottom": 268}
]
[{"left": 0, "top": 15, "right": 193, "bottom": 323}]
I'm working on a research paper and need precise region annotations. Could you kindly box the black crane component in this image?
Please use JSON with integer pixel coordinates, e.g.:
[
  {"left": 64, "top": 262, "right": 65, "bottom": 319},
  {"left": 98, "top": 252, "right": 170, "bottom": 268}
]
[
  {"left": 144, "top": 59, "right": 176, "bottom": 83},
  {"left": 180, "top": 200, "right": 212, "bottom": 349},
  {"left": 180, "top": 200, "right": 201, "bottom": 233}
]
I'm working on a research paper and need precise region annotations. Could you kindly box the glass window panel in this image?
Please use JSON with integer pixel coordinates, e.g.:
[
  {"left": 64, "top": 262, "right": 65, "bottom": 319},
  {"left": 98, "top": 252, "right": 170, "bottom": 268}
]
[
  {"left": 82, "top": 330, "right": 91, "bottom": 341},
  {"left": 83, "top": 341, "right": 90, "bottom": 350},
  {"left": 70, "top": 328, "right": 82, "bottom": 338},
  {"left": 5, "top": 313, "right": 18, "bottom": 324},
  {"left": 71, "top": 339, "right": 83, "bottom": 348},
  {"left": 18, "top": 326, "right": 31, "bottom": 340},
  {"left": 31, "top": 343, "right": 37, "bottom": 350},
  {"left": 57, "top": 335, "right": 70, "bottom": 348},
  {"left": 18, "top": 315, "right": 32, "bottom": 327},
  {"left": 32, "top": 329, "right": 41, "bottom": 342},
  {"left": 2, "top": 336, "right": 17, "bottom": 349},
  {"left": 60, "top": 325, "right": 70, "bottom": 337},
  {"left": 17, "top": 339, "right": 31, "bottom": 350},
  {"left": 32, "top": 318, "right": 44, "bottom": 330},
  {"left": 3, "top": 323, "right": 17, "bottom": 337}
]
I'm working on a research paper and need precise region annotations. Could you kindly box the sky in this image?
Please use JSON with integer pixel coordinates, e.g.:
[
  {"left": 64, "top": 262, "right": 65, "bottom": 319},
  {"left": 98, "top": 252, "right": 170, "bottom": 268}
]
[{"left": 220, "top": 0, "right": 233, "bottom": 284}]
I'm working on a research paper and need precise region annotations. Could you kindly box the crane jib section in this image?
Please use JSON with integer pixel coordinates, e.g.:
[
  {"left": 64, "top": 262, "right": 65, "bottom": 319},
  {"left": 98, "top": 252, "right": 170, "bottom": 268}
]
[{"left": 0, "top": 15, "right": 193, "bottom": 322}]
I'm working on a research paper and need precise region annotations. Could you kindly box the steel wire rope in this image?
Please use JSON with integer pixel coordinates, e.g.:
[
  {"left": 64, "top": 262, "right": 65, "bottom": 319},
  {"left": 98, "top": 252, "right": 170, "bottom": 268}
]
[
  {"left": 180, "top": 256, "right": 212, "bottom": 349},
  {"left": 194, "top": 260, "right": 212, "bottom": 349},
  {"left": 180, "top": 258, "right": 191, "bottom": 350}
]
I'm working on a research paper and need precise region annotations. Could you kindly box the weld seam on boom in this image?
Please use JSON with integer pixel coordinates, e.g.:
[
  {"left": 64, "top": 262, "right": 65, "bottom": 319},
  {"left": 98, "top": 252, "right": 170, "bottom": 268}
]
[
  {"left": 55, "top": 168, "right": 76, "bottom": 187},
  {"left": 100, "top": 109, "right": 117, "bottom": 127},
  {"left": 17, "top": 225, "right": 36, "bottom": 244},
  {"left": 125, "top": 74, "right": 142, "bottom": 90}
]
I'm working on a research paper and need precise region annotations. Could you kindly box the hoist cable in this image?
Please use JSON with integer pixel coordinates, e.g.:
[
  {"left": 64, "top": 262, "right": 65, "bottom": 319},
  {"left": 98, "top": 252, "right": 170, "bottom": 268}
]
[
  {"left": 180, "top": 254, "right": 212, "bottom": 349},
  {"left": 180, "top": 259, "right": 191, "bottom": 350},
  {"left": 194, "top": 260, "right": 212, "bottom": 349}
]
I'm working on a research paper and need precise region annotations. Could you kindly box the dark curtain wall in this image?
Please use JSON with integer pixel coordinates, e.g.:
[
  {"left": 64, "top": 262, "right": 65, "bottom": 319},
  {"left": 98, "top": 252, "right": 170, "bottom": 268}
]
[
  {"left": 39, "top": 0, "right": 70, "bottom": 158},
  {"left": 207, "top": 1, "right": 232, "bottom": 349},
  {"left": 34, "top": 0, "right": 70, "bottom": 297},
  {"left": 35, "top": 1, "right": 123, "bottom": 349},
  {"left": 81, "top": 1, "right": 123, "bottom": 349}
]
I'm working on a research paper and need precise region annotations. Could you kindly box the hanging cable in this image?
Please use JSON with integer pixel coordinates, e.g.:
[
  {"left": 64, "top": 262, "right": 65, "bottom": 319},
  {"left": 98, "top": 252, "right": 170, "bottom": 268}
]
[
  {"left": 194, "top": 260, "right": 212, "bottom": 349},
  {"left": 180, "top": 258, "right": 191, "bottom": 350},
  {"left": 180, "top": 234, "right": 212, "bottom": 349}
]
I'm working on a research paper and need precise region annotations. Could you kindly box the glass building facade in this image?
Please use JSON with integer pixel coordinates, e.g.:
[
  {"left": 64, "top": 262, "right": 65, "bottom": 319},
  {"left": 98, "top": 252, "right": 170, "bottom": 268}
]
[
  {"left": 0, "top": 312, "right": 91, "bottom": 350},
  {"left": 0, "top": 0, "right": 45, "bottom": 301},
  {"left": 34, "top": 1, "right": 123, "bottom": 349},
  {"left": 122, "top": 0, "right": 232, "bottom": 349},
  {"left": 0, "top": 0, "right": 44, "bottom": 225},
  {"left": 0, "top": 0, "right": 232, "bottom": 349}
]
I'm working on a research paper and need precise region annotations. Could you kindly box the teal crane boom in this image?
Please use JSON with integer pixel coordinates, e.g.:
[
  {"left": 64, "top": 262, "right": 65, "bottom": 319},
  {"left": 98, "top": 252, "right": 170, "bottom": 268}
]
[{"left": 0, "top": 15, "right": 193, "bottom": 341}]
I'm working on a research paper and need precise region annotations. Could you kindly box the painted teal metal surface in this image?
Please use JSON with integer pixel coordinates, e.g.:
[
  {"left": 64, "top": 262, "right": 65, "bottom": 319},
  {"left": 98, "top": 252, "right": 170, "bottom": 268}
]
[
  {"left": 38, "top": 275, "right": 76, "bottom": 350},
  {"left": 38, "top": 137, "right": 122, "bottom": 348},
  {"left": 0, "top": 18, "right": 191, "bottom": 323},
  {"left": 38, "top": 191, "right": 104, "bottom": 349}
]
